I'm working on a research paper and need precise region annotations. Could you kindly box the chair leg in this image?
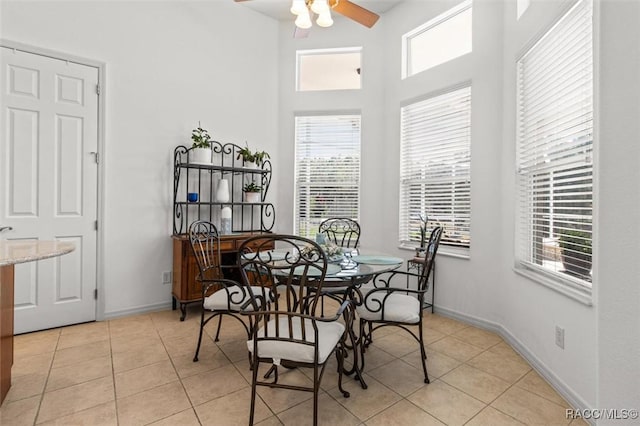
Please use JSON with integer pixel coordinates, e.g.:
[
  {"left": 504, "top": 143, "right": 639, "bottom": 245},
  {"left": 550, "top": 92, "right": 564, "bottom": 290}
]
[
  {"left": 193, "top": 312, "right": 206, "bottom": 362},
  {"left": 418, "top": 321, "right": 430, "bottom": 384},
  {"left": 264, "top": 365, "right": 276, "bottom": 379},
  {"left": 313, "top": 365, "right": 319, "bottom": 426},
  {"left": 214, "top": 314, "right": 223, "bottom": 342},
  {"left": 249, "top": 358, "right": 259, "bottom": 426}
]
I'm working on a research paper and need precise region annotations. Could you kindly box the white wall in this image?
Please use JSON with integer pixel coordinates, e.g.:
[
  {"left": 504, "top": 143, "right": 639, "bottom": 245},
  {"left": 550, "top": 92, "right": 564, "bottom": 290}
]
[
  {"left": 596, "top": 0, "right": 640, "bottom": 421},
  {"left": 0, "top": 0, "right": 279, "bottom": 317},
  {"left": 276, "top": 0, "right": 616, "bottom": 413},
  {"left": 274, "top": 14, "right": 386, "bottom": 240},
  {"left": 500, "top": 0, "right": 597, "bottom": 409}
]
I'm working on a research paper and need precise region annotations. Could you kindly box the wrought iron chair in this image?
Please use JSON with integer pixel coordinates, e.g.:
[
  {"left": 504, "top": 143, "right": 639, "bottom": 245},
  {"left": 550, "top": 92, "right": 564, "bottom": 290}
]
[
  {"left": 189, "top": 220, "right": 271, "bottom": 362},
  {"left": 357, "top": 226, "right": 443, "bottom": 383},
  {"left": 237, "top": 234, "right": 352, "bottom": 426},
  {"left": 317, "top": 218, "right": 361, "bottom": 314},
  {"left": 318, "top": 217, "right": 361, "bottom": 249}
]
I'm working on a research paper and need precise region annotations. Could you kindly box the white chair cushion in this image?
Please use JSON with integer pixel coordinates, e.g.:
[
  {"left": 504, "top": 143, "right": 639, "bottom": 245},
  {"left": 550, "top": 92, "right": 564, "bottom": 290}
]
[
  {"left": 203, "top": 286, "right": 271, "bottom": 312},
  {"left": 247, "top": 317, "right": 345, "bottom": 364},
  {"left": 357, "top": 292, "right": 421, "bottom": 323}
]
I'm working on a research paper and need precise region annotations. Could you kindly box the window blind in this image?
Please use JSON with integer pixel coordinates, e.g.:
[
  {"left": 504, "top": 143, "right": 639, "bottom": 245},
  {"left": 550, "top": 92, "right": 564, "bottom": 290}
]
[
  {"left": 399, "top": 86, "right": 471, "bottom": 248},
  {"left": 516, "top": 0, "right": 593, "bottom": 286},
  {"left": 294, "top": 115, "right": 361, "bottom": 239}
]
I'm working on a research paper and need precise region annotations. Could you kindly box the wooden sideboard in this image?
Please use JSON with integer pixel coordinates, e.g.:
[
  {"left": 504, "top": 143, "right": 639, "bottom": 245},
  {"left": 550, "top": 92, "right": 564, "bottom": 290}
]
[{"left": 171, "top": 233, "right": 273, "bottom": 321}]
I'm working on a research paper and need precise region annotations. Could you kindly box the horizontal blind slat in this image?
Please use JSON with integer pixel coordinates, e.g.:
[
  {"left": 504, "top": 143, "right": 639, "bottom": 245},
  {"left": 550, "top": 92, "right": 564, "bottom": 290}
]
[
  {"left": 294, "top": 114, "right": 361, "bottom": 239},
  {"left": 400, "top": 86, "right": 471, "bottom": 247},
  {"left": 516, "top": 0, "right": 593, "bottom": 286}
]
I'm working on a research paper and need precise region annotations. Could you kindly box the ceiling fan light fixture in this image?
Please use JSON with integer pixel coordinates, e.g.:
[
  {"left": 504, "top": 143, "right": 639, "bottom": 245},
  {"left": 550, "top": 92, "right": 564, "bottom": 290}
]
[
  {"left": 295, "top": 8, "right": 313, "bottom": 29},
  {"left": 290, "top": 0, "right": 307, "bottom": 16},
  {"left": 310, "top": 0, "right": 330, "bottom": 14},
  {"left": 316, "top": 10, "right": 334, "bottom": 27}
]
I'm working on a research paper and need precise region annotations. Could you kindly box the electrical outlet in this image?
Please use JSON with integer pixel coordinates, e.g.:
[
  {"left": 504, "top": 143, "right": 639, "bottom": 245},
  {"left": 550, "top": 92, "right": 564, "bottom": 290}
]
[
  {"left": 555, "top": 326, "right": 565, "bottom": 349},
  {"left": 162, "top": 271, "right": 172, "bottom": 285}
]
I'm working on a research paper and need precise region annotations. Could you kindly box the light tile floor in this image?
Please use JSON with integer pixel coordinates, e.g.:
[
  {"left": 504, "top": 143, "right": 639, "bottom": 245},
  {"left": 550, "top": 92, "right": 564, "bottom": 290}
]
[{"left": 0, "top": 306, "right": 589, "bottom": 425}]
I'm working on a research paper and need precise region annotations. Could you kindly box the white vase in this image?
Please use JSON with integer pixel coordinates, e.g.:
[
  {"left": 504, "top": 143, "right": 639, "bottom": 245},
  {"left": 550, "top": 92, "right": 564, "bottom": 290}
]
[
  {"left": 220, "top": 207, "right": 232, "bottom": 234},
  {"left": 244, "top": 192, "right": 261, "bottom": 203},
  {"left": 190, "top": 147, "right": 212, "bottom": 165},
  {"left": 244, "top": 161, "right": 257, "bottom": 170},
  {"left": 216, "top": 179, "right": 230, "bottom": 203}
]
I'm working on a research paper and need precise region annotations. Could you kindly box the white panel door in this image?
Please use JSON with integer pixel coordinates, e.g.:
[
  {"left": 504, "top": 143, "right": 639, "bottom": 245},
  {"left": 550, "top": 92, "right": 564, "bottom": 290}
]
[{"left": 0, "top": 47, "right": 98, "bottom": 333}]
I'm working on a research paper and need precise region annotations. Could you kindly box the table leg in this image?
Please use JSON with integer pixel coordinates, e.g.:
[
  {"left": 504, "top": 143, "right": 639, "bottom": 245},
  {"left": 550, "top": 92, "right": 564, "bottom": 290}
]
[{"left": 340, "top": 287, "right": 367, "bottom": 389}]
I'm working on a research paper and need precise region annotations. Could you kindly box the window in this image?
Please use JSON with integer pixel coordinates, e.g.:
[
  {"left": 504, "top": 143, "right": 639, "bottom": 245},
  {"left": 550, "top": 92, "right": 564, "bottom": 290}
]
[
  {"left": 399, "top": 86, "right": 471, "bottom": 249},
  {"left": 294, "top": 114, "right": 361, "bottom": 239},
  {"left": 516, "top": 0, "right": 593, "bottom": 289},
  {"left": 402, "top": 0, "right": 472, "bottom": 78},
  {"left": 297, "top": 48, "right": 362, "bottom": 91}
]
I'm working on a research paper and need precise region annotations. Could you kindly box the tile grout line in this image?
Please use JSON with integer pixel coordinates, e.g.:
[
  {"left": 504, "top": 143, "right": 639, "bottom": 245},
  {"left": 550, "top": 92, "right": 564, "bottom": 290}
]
[
  {"left": 30, "top": 330, "right": 61, "bottom": 425},
  {"left": 159, "top": 311, "right": 278, "bottom": 424},
  {"left": 152, "top": 313, "right": 204, "bottom": 425},
  {"left": 398, "top": 316, "right": 505, "bottom": 425},
  {"left": 9, "top": 311, "right": 570, "bottom": 426},
  {"left": 108, "top": 319, "right": 121, "bottom": 426}
]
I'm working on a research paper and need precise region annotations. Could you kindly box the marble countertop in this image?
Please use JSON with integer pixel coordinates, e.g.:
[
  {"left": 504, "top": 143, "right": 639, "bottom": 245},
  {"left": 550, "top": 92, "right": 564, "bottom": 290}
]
[{"left": 0, "top": 240, "right": 75, "bottom": 266}]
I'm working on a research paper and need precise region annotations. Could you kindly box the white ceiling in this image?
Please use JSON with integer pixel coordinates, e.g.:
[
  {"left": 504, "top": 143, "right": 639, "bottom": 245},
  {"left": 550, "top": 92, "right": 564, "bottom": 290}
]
[{"left": 236, "top": 0, "right": 403, "bottom": 22}]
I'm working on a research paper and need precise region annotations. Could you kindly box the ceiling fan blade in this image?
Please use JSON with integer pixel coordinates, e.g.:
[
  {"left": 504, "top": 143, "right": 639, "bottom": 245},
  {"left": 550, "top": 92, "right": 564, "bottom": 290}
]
[{"left": 330, "top": 0, "right": 380, "bottom": 28}]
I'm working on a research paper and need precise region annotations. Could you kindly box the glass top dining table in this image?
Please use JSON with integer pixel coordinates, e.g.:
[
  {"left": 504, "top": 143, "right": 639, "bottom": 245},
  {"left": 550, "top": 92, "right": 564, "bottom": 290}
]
[
  {"left": 254, "top": 250, "right": 404, "bottom": 278},
  {"left": 251, "top": 249, "right": 404, "bottom": 389}
]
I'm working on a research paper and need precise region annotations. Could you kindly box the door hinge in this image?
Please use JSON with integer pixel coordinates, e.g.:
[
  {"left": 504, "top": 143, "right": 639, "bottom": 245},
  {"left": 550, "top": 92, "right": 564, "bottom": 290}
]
[
  {"left": 96, "top": 84, "right": 100, "bottom": 95},
  {"left": 94, "top": 289, "right": 98, "bottom": 300},
  {"left": 93, "top": 152, "right": 99, "bottom": 164},
  {"left": 94, "top": 220, "right": 98, "bottom": 231}
]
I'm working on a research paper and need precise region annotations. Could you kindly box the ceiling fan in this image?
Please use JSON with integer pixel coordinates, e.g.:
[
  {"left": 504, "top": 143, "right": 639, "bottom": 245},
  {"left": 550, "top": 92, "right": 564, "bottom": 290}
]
[{"left": 235, "top": 0, "right": 380, "bottom": 37}]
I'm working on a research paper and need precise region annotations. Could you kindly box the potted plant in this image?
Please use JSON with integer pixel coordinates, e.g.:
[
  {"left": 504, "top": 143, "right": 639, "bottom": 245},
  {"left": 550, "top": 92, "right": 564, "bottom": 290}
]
[
  {"left": 558, "top": 228, "right": 592, "bottom": 278},
  {"left": 237, "top": 145, "right": 270, "bottom": 169},
  {"left": 190, "top": 125, "right": 212, "bottom": 165},
  {"left": 243, "top": 182, "right": 262, "bottom": 203}
]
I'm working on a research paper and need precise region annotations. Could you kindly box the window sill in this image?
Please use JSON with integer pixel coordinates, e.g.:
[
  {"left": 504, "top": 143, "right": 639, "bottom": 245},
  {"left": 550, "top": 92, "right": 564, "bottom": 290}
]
[
  {"left": 398, "top": 244, "right": 470, "bottom": 260},
  {"left": 513, "top": 265, "right": 593, "bottom": 306}
]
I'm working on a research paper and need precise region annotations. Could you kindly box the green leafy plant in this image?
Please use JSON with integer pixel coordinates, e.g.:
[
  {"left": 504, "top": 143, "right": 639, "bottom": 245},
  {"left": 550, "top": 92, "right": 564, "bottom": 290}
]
[
  {"left": 242, "top": 182, "right": 262, "bottom": 193},
  {"left": 558, "top": 228, "right": 592, "bottom": 276},
  {"left": 301, "top": 243, "right": 342, "bottom": 261},
  {"left": 237, "top": 145, "right": 270, "bottom": 165},
  {"left": 191, "top": 126, "right": 211, "bottom": 149},
  {"left": 558, "top": 229, "right": 592, "bottom": 255}
]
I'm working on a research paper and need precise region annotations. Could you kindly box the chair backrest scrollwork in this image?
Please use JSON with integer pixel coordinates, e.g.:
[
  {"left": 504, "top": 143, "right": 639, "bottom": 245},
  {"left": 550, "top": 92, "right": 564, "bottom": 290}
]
[
  {"left": 237, "top": 234, "right": 328, "bottom": 316},
  {"left": 318, "top": 218, "right": 361, "bottom": 249},
  {"left": 188, "top": 220, "right": 223, "bottom": 284}
]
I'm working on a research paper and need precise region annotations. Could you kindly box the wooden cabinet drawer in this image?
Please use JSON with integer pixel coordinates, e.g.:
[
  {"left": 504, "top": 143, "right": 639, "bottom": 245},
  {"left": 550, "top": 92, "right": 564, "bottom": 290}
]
[
  {"left": 241, "top": 238, "right": 275, "bottom": 251},
  {"left": 218, "top": 239, "right": 236, "bottom": 252}
]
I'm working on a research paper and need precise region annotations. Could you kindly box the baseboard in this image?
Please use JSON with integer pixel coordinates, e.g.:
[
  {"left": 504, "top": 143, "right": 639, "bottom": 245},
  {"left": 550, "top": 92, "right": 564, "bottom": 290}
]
[
  {"left": 435, "top": 306, "right": 594, "bottom": 424},
  {"left": 102, "top": 301, "right": 173, "bottom": 321}
]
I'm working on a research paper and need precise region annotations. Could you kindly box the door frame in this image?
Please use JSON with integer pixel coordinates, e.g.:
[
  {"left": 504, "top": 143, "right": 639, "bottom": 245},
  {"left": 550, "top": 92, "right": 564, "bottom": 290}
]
[{"left": 1, "top": 39, "right": 107, "bottom": 322}]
